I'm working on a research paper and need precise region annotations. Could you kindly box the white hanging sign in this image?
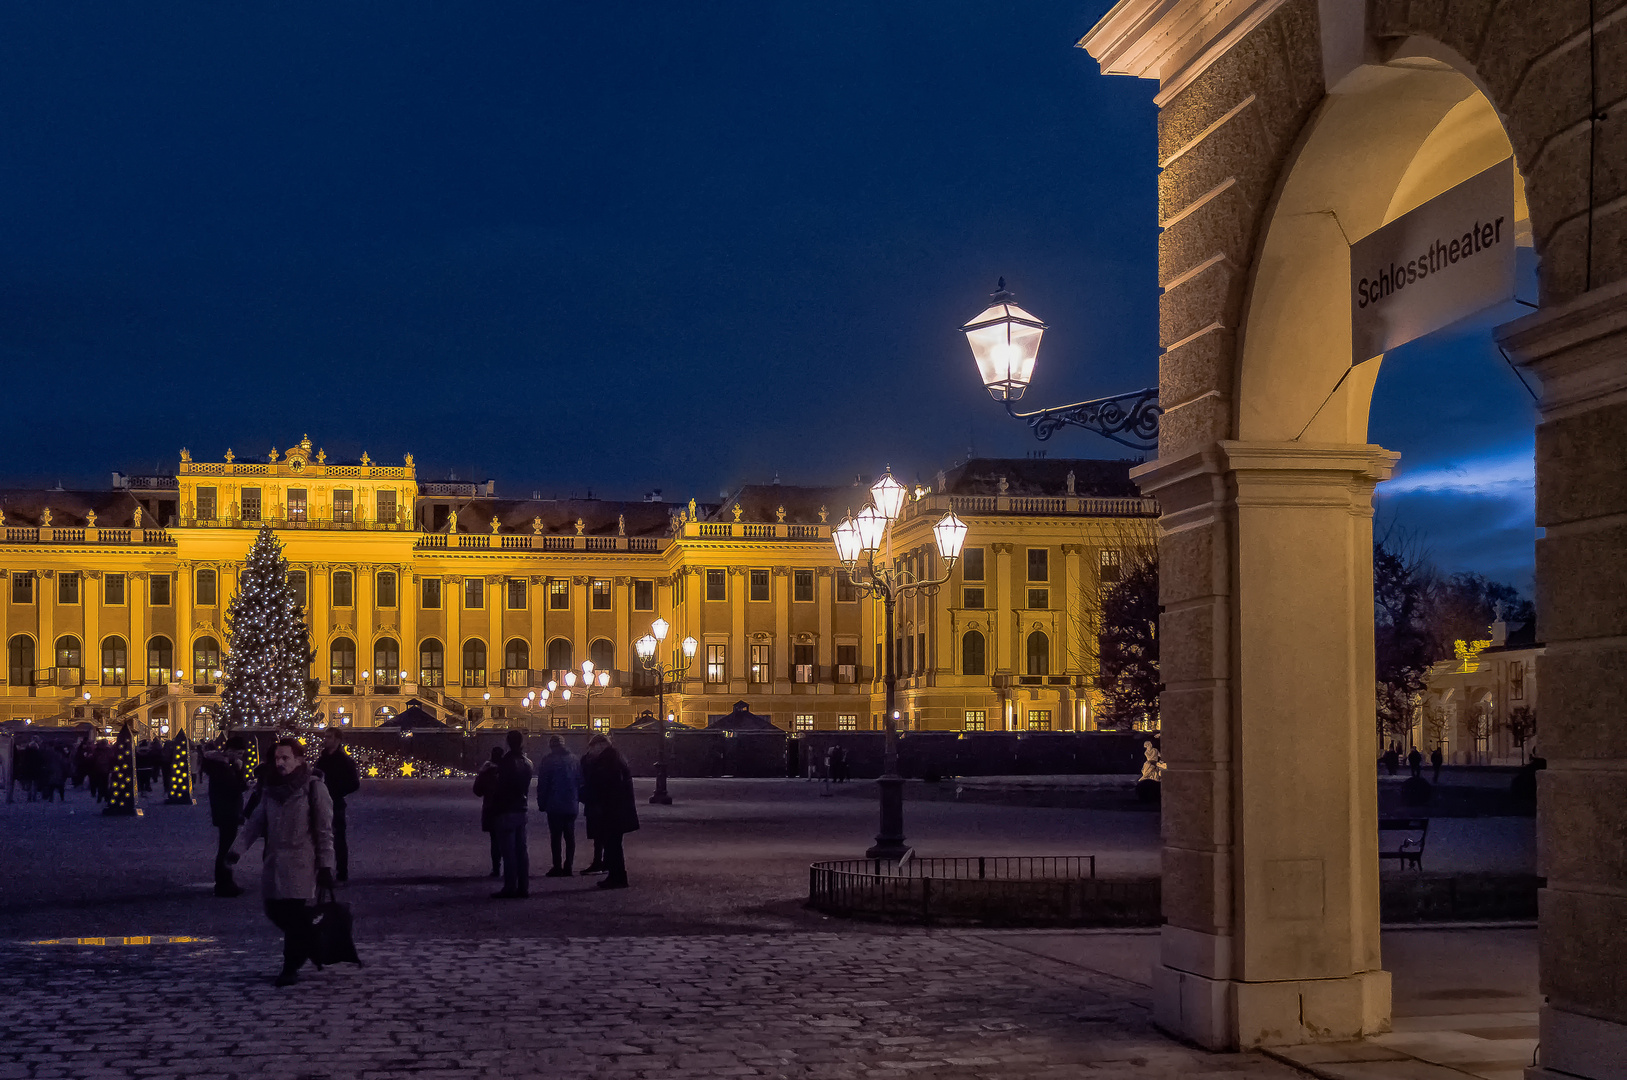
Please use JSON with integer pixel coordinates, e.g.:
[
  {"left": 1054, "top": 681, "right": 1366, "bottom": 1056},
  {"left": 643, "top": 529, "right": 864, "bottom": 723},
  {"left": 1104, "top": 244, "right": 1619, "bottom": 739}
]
[{"left": 1350, "top": 158, "right": 1516, "bottom": 365}]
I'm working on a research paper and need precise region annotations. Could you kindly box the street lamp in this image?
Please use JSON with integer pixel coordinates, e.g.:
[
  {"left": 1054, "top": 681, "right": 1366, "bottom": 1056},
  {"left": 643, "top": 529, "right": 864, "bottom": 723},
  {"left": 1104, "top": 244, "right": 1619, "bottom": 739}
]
[
  {"left": 635, "top": 619, "right": 698, "bottom": 806},
  {"left": 565, "top": 660, "right": 611, "bottom": 730},
  {"left": 835, "top": 468, "right": 968, "bottom": 859},
  {"left": 963, "top": 279, "right": 1160, "bottom": 449}
]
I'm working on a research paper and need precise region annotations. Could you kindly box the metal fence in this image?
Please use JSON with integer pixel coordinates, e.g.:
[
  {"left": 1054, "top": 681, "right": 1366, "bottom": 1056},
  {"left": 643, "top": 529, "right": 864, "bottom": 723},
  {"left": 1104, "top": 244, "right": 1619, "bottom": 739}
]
[{"left": 808, "top": 855, "right": 1159, "bottom": 927}]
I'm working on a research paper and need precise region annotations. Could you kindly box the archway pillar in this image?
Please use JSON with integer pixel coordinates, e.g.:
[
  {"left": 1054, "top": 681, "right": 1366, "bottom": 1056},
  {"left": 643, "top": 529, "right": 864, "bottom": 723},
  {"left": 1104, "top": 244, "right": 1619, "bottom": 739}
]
[
  {"left": 1134, "top": 440, "right": 1397, "bottom": 1049},
  {"left": 1498, "top": 279, "right": 1627, "bottom": 1080}
]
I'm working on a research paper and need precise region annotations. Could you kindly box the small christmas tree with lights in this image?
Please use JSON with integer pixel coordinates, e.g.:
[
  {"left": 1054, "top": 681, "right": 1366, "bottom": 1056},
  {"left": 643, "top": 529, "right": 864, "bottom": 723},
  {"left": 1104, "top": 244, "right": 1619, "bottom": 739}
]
[
  {"left": 219, "top": 526, "right": 317, "bottom": 737},
  {"left": 244, "top": 736, "right": 261, "bottom": 775},
  {"left": 164, "top": 729, "right": 194, "bottom": 804},
  {"left": 103, "top": 722, "right": 138, "bottom": 816}
]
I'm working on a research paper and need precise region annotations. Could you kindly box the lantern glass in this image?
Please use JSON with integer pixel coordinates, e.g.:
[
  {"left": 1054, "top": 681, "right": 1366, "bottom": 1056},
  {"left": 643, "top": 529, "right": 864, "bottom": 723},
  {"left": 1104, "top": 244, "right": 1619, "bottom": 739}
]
[
  {"left": 832, "top": 515, "right": 863, "bottom": 564},
  {"left": 933, "top": 511, "right": 969, "bottom": 561},
  {"left": 582, "top": 660, "right": 594, "bottom": 675},
  {"left": 635, "top": 635, "right": 657, "bottom": 662},
  {"left": 855, "top": 504, "right": 887, "bottom": 553},
  {"left": 651, "top": 618, "right": 669, "bottom": 642},
  {"left": 597, "top": 671, "right": 609, "bottom": 687},
  {"left": 870, "top": 471, "right": 907, "bottom": 521},
  {"left": 961, "top": 293, "right": 1046, "bottom": 402},
  {"left": 565, "top": 671, "right": 577, "bottom": 687},
  {"left": 681, "top": 635, "right": 698, "bottom": 659}
]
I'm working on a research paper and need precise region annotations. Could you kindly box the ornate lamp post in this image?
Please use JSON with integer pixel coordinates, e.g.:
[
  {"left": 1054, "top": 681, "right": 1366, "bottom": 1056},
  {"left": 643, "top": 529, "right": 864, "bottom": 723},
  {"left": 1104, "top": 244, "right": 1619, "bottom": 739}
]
[
  {"left": 963, "top": 279, "right": 1161, "bottom": 450},
  {"left": 525, "top": 680, "right": 572, "bottom": 730},
  {"left": 635, "top": 619, "right": 698, "bottom": 806},
  {"left": 832, "top": 471, "right": 968, "bottom": 859},
  {"left": 564, "top": 660, "right": 611, "bottom": 730}
]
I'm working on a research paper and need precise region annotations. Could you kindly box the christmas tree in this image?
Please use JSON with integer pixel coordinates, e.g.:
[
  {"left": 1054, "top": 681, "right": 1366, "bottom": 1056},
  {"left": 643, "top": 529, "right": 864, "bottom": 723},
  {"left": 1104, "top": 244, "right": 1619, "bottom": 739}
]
[
  {"left": 219, "top": 526, "right": 317, "bottom": 736},
  {"left": 164, "top": 729, "right": 194, "bottom": 804},
  {"left": 103, "top": 722, "right": 138, "bottom": 816},
  {"left": 244, "top": 736, "right": 262, "bottom": 776}
]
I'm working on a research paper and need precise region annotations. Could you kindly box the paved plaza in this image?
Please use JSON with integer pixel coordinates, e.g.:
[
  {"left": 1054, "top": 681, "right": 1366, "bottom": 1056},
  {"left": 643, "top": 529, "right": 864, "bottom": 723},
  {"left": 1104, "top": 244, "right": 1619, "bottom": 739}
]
[{"left": 0, "top": 777, "right": 1539, "bottom": 1078}]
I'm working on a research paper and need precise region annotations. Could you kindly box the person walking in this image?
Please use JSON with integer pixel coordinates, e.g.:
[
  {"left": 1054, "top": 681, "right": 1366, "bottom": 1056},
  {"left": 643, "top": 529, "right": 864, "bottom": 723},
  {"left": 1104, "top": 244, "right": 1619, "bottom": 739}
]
[
  {"left": 89, "top": 738, "right": 114, "bottom": 803},
  {"left": 201, "top": 737, "right": 250, "bottom": 897},
  {"left": 1407, "top": 746, "right": 1424, "bottom": 779},
  {"left": 491, "top": 731, "right": 533, "bottom": 899},
  {"left": 535, "top": 735, "right": 583, "bottom": 877},
  {"left": 580, "top": 734, "right": 638, "bottom": 890},
  {"left": 1430, "top": 744, "right": 1444, "bottom": 784},
  {"left": 473, "top": 746, "right": 505, "bottom": 878},
  {"left": 315, "top": 728, "right": 361, "bottom": 883},
  {"left": 225, "top": 737, "right": 336, "bottom": 986}
]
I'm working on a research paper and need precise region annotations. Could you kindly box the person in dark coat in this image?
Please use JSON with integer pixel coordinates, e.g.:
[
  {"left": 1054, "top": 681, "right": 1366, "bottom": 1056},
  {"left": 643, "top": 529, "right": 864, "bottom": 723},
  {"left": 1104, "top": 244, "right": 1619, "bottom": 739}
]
[
  {"left": 491, "top": 731, "right": 533, "bottom": 899},
  {"left": 89, "top": 738, "right": 115, "bottom": 803},
  {"left": 201, "top": 737, "right": 250, "bottom": 897},
  {"left": 580, "top": 734, "right": 638, "bottom": 890},
  {"left": 535, "top": 735, "right": 583, "bottom": 877},
  {"left": 473, "top": 747, "right": 505, "bottom": 878},
  {"left": 1430, "top": 745, "right": 1444, "bottom": 783},
  {"left": 15, "top": 739, "right": 41, "bottom": 801},
  {"left": 1407, "top": 746, "right": 1424, "bottom": 778},
  {"left": 35, "top": 743, "right": 67, "bottom": 803},
  {"left": 315, "top": 728, "right": 361, "bottom": 883},
  {"left": 578, "top": 739, "right": 607, "bottom": 874}
]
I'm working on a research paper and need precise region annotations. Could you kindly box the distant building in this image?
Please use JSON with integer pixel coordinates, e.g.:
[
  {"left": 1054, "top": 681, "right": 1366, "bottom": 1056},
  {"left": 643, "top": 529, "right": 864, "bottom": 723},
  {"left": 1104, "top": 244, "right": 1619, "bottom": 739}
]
[
  {"left": 1, "top": 437, "right": 1160, "bottom": 738},
  {"left": 1419, "top": 618, "right": 1542, "bottom": 764}
]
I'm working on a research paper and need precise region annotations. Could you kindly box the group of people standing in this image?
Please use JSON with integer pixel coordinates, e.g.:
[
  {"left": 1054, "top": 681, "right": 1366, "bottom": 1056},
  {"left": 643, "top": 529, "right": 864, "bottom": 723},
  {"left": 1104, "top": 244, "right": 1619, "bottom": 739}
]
[
  {"left": 6, "top": 733, "right": 177, "bottom": 803},
  {"left": 476, "top": 731, "right": 639, "bottom": 898}
]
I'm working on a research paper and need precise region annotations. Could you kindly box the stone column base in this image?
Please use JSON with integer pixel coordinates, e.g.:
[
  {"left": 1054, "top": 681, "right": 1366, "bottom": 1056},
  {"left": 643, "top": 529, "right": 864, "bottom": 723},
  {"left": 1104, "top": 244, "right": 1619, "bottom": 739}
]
[
  {"left": 1528, "top": 1006, "right": 1627, "bottom": 1080},
  {"left": 1154, "top": 963, "right": 1391, "bottom": 1050}
]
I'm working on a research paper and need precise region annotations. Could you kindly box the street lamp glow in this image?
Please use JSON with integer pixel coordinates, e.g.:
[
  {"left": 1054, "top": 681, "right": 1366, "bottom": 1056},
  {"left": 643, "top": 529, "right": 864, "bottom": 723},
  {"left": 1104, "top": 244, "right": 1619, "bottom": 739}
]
[
  {"left": 651, "top": 618, "right": 669, "bottom": 642},
  {"left": 681, "top": 636, "right": 698, "bottom": 659},
  {"left": 870, "top": 470, "right": 907, "bottom": 521},
  {"left": 961, "top": 281, "right": 1046, "bottom": 402},
  {"left": 832, "top": 514, "right": 863, "bottom": 565},
  {"left": 561, "top": 689, "right": 571, "bottom": 700},
  {"left": 855, "top": 504, "right": 887, "bottom": 553},
  {"left": 933, "top": 511, "right": 968, "bottom": 562},
  {"left": 565, "top": 672, "right": 577, "bottom": 687},
  {"left": 596, "top": 671, "right": 609, "bottom": 687},
  {"left": 547, "top": 680, "right": 557, "bottom": 692},
  {"left": 635, "top": 635, "right": 657, "bottom": 662},
  {"left": 582, "top": 660, "right": 594, "bottom": 676}
]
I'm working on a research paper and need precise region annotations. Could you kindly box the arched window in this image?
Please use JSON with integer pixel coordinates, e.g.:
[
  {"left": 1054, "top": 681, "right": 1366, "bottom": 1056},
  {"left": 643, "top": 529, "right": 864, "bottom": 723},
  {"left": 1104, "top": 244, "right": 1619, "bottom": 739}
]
[
  {"left": 195, "top": 567, "right": 217, "bottom": 606},
  {"left": 192, "top": 705, "right": 214, "bottom": 737},
  {"left": 101, "top": 637, "right": 128, "bottom": 685},
  {"left": 376, "top": 570, "right": 398, "bottom": 608},
  {"left": 147, "top": 636, "right": 173, "bottom": 684},
  {"left": 375, "top": 705, "right": 397, "bottom": 723},
  {"left": 55, "top": 635, "right": 81, "bottom": 670},
  {"left": 332, "top": 570, "right": 353, "bottom": 608},
  {"left": 330, "top": 637, "right": 356, "bottom": 685},
  {"left": 961, "top": 630, "right": 986, "bottom": 676},
  {"left": 589, "top": 638, "right": 614, "bottom": 672},
  {"left": 547, "top": 638, "right": 573, "bottom": 672},
  {"left": 419, "top": 639, "right": 444, "bottom": 686},
  {"left": 374, "top": 638, "right": 399, "bottom": 685},
  {"left": 505, "top": 638, "right": 529, "bottom": 672},
  {"left": 193, "top": 636, "right": 221, "bottom": 684},
  {"left": 1025, "top": 631, "right": 1050, "bottom": 677},
  {"left": 8, "top": 635, "right": 34, "bottom": 687},
  {"left": 463, "top": 640, "right": 487, "bottom": 687}
]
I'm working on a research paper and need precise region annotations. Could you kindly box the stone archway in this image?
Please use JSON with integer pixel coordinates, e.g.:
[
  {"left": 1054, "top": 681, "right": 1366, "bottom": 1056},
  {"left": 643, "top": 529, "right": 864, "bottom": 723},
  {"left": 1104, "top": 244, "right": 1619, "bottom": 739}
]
[{"left": 1084, "top": 0, "right": 1626, "bottom": 1064}]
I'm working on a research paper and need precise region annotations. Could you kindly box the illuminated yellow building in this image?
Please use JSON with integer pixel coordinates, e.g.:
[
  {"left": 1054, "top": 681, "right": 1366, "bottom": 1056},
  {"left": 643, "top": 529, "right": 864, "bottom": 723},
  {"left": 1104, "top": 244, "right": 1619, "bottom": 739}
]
[{"left": 1, "top": 436, "right": 1157, "bottom": 737}]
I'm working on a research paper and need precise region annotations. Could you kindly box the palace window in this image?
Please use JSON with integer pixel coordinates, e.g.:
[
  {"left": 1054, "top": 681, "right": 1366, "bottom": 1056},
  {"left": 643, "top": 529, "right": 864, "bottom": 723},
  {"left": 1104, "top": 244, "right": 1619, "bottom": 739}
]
[
  {"left": 9, "top": 635, "right": 35, "bottom": 686},
  {"left": 1100, "top": 549, "right": 1120, "bottom": 584},
  {"left": 12, "top": 572, "right": 34, "bottom": 605},
  {"left": 464, "top": 578, "right": 484, "bottom": 609},
  {"left": 632, "top": 579, "right": 654, "bottom": 611},
  {"left": 241, "top": 488, "right": 262, "bottom": 522},
  {"left": 1027, "top": 588, "right": 1048, "bottom": 609},
  {"left": 1025, "top": 631, "right": 1050, "bottom": 676},
  {"left": 193, "top": 636, "right": 221, "bottom": 684},
  {"left": 706, "top": 569, "right": 727, "bottom": 602},
  {"left": 286, "top": 570, "right": 307, "bottom": 609},
  {"left": 104, "top": 573, "right": 125, "bottom": 606},
  {"left": 964, "top": 710, "right": 986, "bottom": 731},
  {"left": 706, "top": 644, "right": 726, "bottom": 684},
  {"left": 422, "top": 577, "right": 442, "bottom": 609},
  {"left": 287, "top": 488, "right": 307, "bottom": 522},
  {"left": 197, "top": 486, "right": 217, "bottom": 521},
  {"left": 836, "top": 644, "right": 857, "bottom": 683},
  {"left": 419, "top": 639, "right": 444, "bottom": 686},
  {"left": 330, "top": 638, "right": 356, "bottom": 686},
  {"left": 55, "top": 635, "right": 81, "bottom": 671},
  {"left": 591, "top": 580, "right": 611, "bottom": 610},
  {"left": 1027, "top": 548, "right": 1049, "bottom": 582},
  {"left": 507, "top": 579, "right": 527, "bottom": 610},
  {"left": 835, "top": 570, "right": 858, "bottom": 602},
  {"left": 196, "top": 568, "right": 218, "bottom": 607},
  {"left": 150, "top": 573, "right": 171, "bottom": 606},
  {"left": 377, "top": 571, "right": 397, "bottom": 609},
  {"left": 1510, "top": 661, "right": 1526, "bottom": 700},
  {"left": 505, "top": 638, "right": 529, "bottom": 672},
  {"left": 1027, "top": 710, "right": 1052, "bottom": 731},
  {"left": 548, "top": 579, "right": 570, "bottom": 610},
  {"left": 462, "top": 640, "right": 487, "bottom": 687},
  {"left": 591, "top": 716, "right": 610, "bottom": 732},
  {"left": 961, "top": 548, "right": 985, "bottom": 582},
  {"left": 374, "top": 638, "right": 400, "bottom": 684},
  {"left": 793, "top": 643, "right": 815, "bottom": 683},
  {"left": 376, "top": 489, "right": 397, "bottom": 525},
  {"left": 333, "top": 489, "right": 354, "bottom": 524},
  {"left": 962, "top": 630, "right": 985, "bottom": 676},
  {"left": 917, "top": 633, "right": 927, "bottom": 672},
  {"left": 793, "top": 714, "right": 814, "bottom": 731},
  {"left": 793, "top": 569, "right": 814, "bottom": 602},
  {"left": 837, "top": 714, "right": 857, "bottom": 731},
  {"left": 749, "top": 569, "right": 770, "bottom": 602},
  {"left": 58, "top": 572, "right": 79, "bottom": 605},
  {"left": 590, "top": 638, "right": 614, "bottom": 671},
  {"left": 963, "top": 587, "right": 984, "bottom": 609},
  {"left": 749, "top": 644, "right": 770, "bottom": 684},
  {"left": 331, "top": 570, "right": 352, "bottom": 608},
  {"left": 147, "top": 636, "right": 172, "bottom": 684},
  {"left": 547, "top": 638, "right": 573, "bottom": 671}
]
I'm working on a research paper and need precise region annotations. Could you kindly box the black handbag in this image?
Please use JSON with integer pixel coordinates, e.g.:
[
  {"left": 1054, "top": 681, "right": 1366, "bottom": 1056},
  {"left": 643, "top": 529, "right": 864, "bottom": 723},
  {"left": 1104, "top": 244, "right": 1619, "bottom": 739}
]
[{"left": 309, "top": 885, "right": 362, "bottom": 969}]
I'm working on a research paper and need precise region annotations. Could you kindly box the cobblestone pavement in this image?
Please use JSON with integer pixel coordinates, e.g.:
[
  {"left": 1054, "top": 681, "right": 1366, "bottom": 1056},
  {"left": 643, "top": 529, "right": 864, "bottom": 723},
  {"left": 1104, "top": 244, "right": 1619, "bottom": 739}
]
[{"left": 0, "top": 931, "right": 1305, "bottom": 1080}]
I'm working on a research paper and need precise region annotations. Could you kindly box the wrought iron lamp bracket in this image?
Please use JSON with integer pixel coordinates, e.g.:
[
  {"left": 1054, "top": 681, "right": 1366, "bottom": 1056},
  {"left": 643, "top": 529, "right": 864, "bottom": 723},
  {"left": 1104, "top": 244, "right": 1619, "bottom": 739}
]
[{"left": 1003, "top": 386, "right": 1161, "bottom": 450}]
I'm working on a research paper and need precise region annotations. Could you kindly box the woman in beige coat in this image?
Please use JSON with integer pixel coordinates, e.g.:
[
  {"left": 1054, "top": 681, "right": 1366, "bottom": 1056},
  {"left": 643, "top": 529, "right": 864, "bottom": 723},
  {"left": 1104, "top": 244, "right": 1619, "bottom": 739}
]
[{"left": 227, "top": 737, "right": 336, "bottom": 985}]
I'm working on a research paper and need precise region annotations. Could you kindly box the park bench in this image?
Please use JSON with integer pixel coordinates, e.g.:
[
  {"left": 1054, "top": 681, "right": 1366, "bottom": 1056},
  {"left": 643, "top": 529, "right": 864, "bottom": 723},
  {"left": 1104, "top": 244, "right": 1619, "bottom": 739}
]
[{"left": 1378, "top": 817, "right": 1429, "bottom": 871}]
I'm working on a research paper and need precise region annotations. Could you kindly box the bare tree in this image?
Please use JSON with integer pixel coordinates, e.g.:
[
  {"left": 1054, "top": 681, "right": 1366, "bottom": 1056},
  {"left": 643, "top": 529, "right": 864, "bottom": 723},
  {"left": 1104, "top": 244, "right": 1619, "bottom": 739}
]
[
  {"left": 1071, "top": 517, "right": 1159, "bottom": 730},
  {"left": 1506, "top": 706, "right": 1536, "bottom": 765},
  {"left": 1422, "top": 700, "right": 1450, "bottom": 752}
]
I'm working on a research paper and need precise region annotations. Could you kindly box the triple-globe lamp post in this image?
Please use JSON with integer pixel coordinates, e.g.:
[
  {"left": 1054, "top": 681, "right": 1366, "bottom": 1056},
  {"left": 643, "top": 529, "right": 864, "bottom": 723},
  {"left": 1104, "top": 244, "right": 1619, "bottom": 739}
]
[
  {"left": 634, "top": 618, "right": 698, "bottom": 806},
  {"left": 832, "top": 471, "right": 968, "bottom": 859}
]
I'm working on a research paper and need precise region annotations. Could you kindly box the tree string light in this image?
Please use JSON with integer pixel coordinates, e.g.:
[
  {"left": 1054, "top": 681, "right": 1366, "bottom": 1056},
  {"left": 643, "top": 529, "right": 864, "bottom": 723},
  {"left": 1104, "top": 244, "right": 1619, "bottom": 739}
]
[{"left": 219, "top": 526, "right": 317, "bottom": 737}]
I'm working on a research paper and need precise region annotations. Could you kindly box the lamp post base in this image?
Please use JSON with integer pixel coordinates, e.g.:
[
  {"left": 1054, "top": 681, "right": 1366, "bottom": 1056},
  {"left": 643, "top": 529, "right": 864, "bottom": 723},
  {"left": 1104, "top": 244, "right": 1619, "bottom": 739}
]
[
  {"left": 649, "top": 790, "right": 673, "bottom": 806},
  {"left": 865, "top": 775, "right": 908, "bottom": 860},
  {"left": 650, "top": 762, "right": 673, "bottom": 806}
]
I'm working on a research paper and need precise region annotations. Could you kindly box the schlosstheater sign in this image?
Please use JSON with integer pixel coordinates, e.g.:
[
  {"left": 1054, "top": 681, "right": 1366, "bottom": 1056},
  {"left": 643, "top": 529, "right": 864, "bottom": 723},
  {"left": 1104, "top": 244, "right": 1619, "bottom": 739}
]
[{"left": 1350, "top": 158, "right": 1517, "bottom": 364}]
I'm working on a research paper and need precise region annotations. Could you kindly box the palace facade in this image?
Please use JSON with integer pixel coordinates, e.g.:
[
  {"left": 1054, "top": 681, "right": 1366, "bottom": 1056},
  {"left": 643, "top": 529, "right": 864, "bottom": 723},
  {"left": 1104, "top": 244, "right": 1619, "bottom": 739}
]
[{"left": 1, "top": 436, "right": 1158, "bottom": 738}]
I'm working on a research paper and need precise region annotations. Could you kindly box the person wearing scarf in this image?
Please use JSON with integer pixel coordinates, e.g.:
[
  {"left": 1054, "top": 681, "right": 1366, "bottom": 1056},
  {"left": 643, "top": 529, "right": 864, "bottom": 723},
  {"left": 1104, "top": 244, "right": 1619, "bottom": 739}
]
[{"left": 226, "top": 736, "right": 336, "bottom": 986}]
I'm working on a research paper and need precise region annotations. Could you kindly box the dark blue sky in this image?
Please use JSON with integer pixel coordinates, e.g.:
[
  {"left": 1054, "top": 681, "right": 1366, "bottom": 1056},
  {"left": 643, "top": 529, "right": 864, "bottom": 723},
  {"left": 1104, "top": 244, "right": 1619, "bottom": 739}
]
[{"left": 0, "top": 2, "right": 1535, "bottom": 587}]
